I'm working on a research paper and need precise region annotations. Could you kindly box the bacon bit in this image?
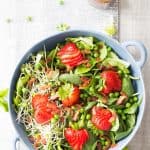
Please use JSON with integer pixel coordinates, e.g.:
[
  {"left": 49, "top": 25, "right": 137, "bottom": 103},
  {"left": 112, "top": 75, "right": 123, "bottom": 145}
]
[
  {"left": 91, "top": 96, "right": 98, "bottom": 101},
  {"left": 83, "top": 49, "right": 91, "bottom": 54},
  {"left": 73, "top": 110, "right": 80, "bottom": 121},
  {"left": 100, "top": 135, "right": 112, "bottom": 150},
  {"left": 28, "top": 77, "right": 36, "bottom": 87},
  {"left": 111, "top": 144, "right": 117, "bottom": 148},
  {"left": 49, "top": 94, "right": 59, "bottom": 101},
  {"left": 101, "top": 97, "right": 108, "bottom": 104},
  {"left": 28, "top": 136, "right": 35, "bottom": 143},
  {"left": 116, "top": 95, "right": 127, "bottom": 105},
  {"left": 80, "top": 77, "right": 91, "bottom": 88},
  {"left": 39, "top": 84, "right": 50, "bottom": 90},
  {"left": 97, "top": 142, "right": 102, "bottom": 150},
  {"left": 41, "top": 137, "right": 47, "bottom": 145}
]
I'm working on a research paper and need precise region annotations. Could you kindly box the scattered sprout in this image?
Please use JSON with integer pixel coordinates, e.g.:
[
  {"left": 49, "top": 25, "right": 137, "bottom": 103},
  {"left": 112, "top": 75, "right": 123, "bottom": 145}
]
[
  {"left": 104, "top": 23, "right": 117, "bottom": 36},
  {"left": 56, "top": 23, "right": 70, "bottom": 31},
  {"left": 26, "top": 16, "right": 33, "bottom": 22},
  {"left": 6, "top": 18, "right": 12, "bottom": 23},
  {"left": 58, "top": 0, "right": 64, "bottom": 5},
  {"left": 0, "top": 89, "right": 8, "bottom": 112}
]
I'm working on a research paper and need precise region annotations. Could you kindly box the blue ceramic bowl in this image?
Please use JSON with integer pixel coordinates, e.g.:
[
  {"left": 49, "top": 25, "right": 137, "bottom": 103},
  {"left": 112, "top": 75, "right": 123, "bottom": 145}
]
[{"left": 9, "top": 30, "right": 147, "bottom": 150}]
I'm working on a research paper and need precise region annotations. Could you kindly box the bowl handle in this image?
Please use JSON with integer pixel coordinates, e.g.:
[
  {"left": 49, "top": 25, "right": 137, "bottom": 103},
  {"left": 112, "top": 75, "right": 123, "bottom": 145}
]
[
  {"left": 121, "top": 41, "right": 147, "bottom": 69},
  {"left": 13, "top": 136, "right": 20, "bottom": 150}
]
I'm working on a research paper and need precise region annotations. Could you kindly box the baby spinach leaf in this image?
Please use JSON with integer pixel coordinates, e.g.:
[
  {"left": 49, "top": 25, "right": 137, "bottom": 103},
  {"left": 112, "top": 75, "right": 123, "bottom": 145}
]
[
  {"left": 75, "top": 65, "right": 91, "bottom": 75},
  {"left": 16, "top": 75, "right": 30, "bottom": 95},
  {"left": 115, "top": 128, "right": 132, "bottom": 141},
  {"left": 59, "top": 73, "right": 81, "bottom": 85},
  {"left": 126, "top": 114, "right": 136, "bottom": 129},
  {"left": 83, "top": 132, "right": 97, "bottom": 150},
  {"left": 0, "top": 88, "right": 8, "bottom": 97},
  {"left": 99, "top": 44, "right": 107, "bottom": 61},
  {"left": 122, "top": 77, "right": 134, "bottom": 97}
]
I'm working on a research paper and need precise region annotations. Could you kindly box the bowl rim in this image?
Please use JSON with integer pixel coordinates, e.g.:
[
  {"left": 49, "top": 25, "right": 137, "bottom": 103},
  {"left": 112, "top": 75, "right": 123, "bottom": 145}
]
[{"left": 9, "top": 29, "right": 146, "bottom": 150}]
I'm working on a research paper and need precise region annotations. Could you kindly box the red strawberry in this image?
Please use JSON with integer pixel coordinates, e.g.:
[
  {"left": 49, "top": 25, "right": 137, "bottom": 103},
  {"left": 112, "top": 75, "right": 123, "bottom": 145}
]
[
  {"left": 100, "top": 70, "right": 122, "bottom": 95},
  {"left": 57, "top": 43, "right": 83, "bottom": 68},
  {"left": 91, "top": 106, "right": 113, "bottom": 131},
  {"left": 62, "top": 87, "right": 80, "bottom": 107},
  {"left": 32, "top": 94, "right": 48, "bottom": 109},
  {"left": 34, "top": 107, "right": 53, "bottom": 124},
  {"left": 64, "top": 128, "right": 89, "bottom": 150},
  {"left": 32, "top": 94, "right": 59, "bottom": 124}
]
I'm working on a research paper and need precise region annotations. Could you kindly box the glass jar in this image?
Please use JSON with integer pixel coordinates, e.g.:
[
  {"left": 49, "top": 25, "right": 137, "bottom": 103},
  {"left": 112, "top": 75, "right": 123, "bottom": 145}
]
[{"left": 88, "top": 0, "right": 112, "bottom": 9}]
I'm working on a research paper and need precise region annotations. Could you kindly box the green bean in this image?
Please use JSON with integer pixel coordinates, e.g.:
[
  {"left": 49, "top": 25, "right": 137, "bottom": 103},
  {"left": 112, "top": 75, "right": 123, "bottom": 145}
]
[{"left": 84, "top": 101, "right": 97, "bottom": 111}]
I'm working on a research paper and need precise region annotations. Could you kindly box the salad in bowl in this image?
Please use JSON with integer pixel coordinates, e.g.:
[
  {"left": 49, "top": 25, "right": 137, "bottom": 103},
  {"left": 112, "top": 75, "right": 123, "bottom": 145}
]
[{"left": 13, "top": 36, "right": 142, "bottom": 150}]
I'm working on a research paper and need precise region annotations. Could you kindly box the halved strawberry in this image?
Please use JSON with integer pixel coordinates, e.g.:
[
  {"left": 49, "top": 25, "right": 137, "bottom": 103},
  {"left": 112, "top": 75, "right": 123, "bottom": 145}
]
[
  {"left": 57, "top": 43, "right": 83, "bottom": 68},
  {"left": 34, "top": 107, "right": 53, "bottom": 124},
  {"left": 58, "top": 84, "right": 80, "bottom": 107},
  {"left": 100, "top": 70, "right": 122, "bottom": 95},
  {"left": 32, "top": 94, "right": 60, "bottom": 124},
  {"left": 91, "top": 106, "right": 113, "bottom": 131},
  {"left": 64, "top": 128, "right": 89, "bottom": 150},
  {"left": 32, "top": 94, "right": 49, "bottom": 110}
]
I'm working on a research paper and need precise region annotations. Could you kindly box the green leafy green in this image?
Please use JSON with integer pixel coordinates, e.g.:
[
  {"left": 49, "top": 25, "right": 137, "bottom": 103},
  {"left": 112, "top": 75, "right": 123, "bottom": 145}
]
[
  {"left": 16, "top": 75, "right": 30, "bottom": 95},
  {"left": 126, "top": 114, "right": 136, "bottom": 128},
  {"left": 99, "top": 43, "right": 108, "bottom": 61},
  {"left": 58, "top": 83, "right": 73, "bottom": 100},
  {"left": 115, "top": 128, "right": 132, "bottom": 141},
  {"left": 83, "top": 132, "right": 97, "bottom": 150},
  {"left": 67, "top": 37, "right": 94, "bottom": 50},
  {"left": 59, "top": 73, "right": 81, "bottom": 85},
  {"left": 56, "top": 23, "right": 70, "bottom": 31},
  {"left": 124, "top": 101, "right": 141, "bottom": 114},
  {"left": 122, "top": 77, "right": 134, "bottom": 97},
  {"left": 111, "top": 115, "right": 119, "bottom": 132},
  {"left": 0, "top": 89, "right": 8, "bottom": 112}
]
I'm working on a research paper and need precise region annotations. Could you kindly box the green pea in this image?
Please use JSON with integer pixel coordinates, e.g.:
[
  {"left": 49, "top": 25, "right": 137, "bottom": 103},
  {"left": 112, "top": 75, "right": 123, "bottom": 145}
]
[
  {"left": 78, "top": 120, "right": 85, "bottom": 128},
  {"left": 87, "top": 120, "right": 93, "bottom": 128},
  {"left": 80, "top": 94, "right": 84, "bottom": 98},
  {"left": 54, "top": 114, "right": 59, "bottom": 120},
  {"left": 129, "top": 98, "right": 134, "bottom": 103},
  {"left": 105, "top": 141, "right": 109, "bottom": 145},
  {"left": 51, "top": 118, "right": 57, "bottom": 124},
  {"left": 89, "top": 87, "right": 94, "bottom": 92},
  {"left": 80, "top": 108, "right": 84, "bottom": 113},
  {"left": 109, "top": 93, "right": 114, "bottom": 98},
  {"left": 133, "top": 96, "right": 138, "bottom": 102},
  {"left": 107, "top": 47, "right": 111, "bottom": 51},
  {"left": 115, "top": 92, "right": 120, "bottom": 97},
  {"left": 118, "top": 70, "right": 122, "bottom": 75},
  {"left": 81, "top": 114, "right": 86, "bottom": 120},
  {"left": 125, "top": 102, "right": 131, "bottom": 108},
  {"left": 122, "top": 114, "right": 126, "bottom": 120},
  {"left": 117, "top": 109, "right": 122, "bottom": 114},
  {"left": 101, "top": 140, "right": 105, "bottom": 146},
  {"left": 94, "top": 53, "right": 99, "bottom": 57},
  {"left": 86, "top": 114, "right": 91, "bottom": 120}
]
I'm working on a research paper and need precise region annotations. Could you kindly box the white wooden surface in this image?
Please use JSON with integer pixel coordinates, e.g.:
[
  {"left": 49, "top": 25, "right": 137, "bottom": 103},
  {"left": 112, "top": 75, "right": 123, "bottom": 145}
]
[
  {"left": 120, "top": 0, "right": 150, "bottom": 149},
  {"left": 0, "top": 0, "right": 150, "bottom": 150}
]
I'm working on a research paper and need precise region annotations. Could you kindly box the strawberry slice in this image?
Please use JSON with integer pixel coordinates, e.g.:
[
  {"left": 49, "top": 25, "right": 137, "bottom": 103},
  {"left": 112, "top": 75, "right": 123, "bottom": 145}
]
[
  {"left": 58, "top": 84, "right": 80, "bottom": 107},
  {"left": 34, "top": 107, "right": 53, "bottom": 124},
  {"left": 32, "top": 94, "right": 59, "bottom": 124},
  {"left": 64, "top": 128, "right": 89, "bottom": 150},
  {"left": 91, "top": 106, "right": 113, "bottom": 131},
  {"left": 32, "top": 94, "right": 49, "bottom": 110},
  {"left": 100, "top": 70, "right": 122, "bottom": 95},
  {"left": 57, "top": 43, "right": 83, "bottom": 68}
]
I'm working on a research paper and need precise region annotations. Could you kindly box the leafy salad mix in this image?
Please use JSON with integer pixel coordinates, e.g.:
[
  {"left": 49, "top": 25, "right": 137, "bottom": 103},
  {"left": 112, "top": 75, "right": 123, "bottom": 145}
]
[{"left": 13, "top": 36, "right": 141, "bottom": 150}]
